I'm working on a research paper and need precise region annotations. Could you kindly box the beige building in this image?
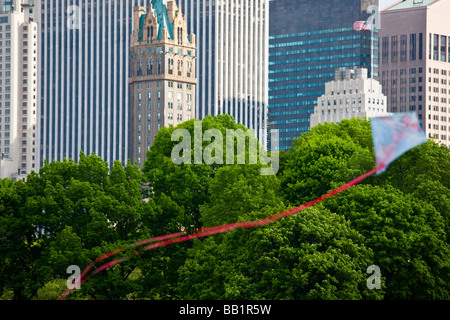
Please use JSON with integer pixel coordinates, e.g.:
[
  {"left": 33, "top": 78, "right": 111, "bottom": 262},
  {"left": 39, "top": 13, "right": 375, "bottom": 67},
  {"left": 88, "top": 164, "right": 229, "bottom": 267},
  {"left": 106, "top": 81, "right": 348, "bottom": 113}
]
[
  {"left": 380, "top": 0, "right": 450, "bottom": 146},
  {"left": 311, "top": 67, "right": 389, "bottom": 128},
  {"left": 0, "top": 0, "right": 38, "bottom": 181},
  {"left": 128, "top": 0, "right": 196, "bottom": 167}
]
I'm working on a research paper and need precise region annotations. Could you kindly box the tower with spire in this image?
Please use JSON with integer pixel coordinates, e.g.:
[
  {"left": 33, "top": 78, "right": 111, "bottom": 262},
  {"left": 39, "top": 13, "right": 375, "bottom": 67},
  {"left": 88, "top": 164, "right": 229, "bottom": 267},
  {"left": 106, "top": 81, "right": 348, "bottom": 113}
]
[{"left": 129, "top": 0, "right": 197, "bottom": 166}]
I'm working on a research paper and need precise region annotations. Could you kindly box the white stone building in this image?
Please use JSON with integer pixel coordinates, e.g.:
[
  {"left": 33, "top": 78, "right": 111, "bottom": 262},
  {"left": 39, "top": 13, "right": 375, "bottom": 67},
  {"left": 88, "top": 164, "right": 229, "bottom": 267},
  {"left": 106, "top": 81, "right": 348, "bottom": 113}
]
[
  {"left": 0, "top": 0, "right": 38, "bottom": 181},
  {"left": 310, "top": 67, "right": 390, "bottom": 128}
]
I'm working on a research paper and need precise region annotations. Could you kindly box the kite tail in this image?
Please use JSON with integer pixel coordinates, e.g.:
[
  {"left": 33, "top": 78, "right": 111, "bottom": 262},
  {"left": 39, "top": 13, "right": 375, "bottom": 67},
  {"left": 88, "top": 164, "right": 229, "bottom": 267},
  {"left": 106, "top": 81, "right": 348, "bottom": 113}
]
[{"left": 59, "top": 164, "right": 385, "bottom": 300}]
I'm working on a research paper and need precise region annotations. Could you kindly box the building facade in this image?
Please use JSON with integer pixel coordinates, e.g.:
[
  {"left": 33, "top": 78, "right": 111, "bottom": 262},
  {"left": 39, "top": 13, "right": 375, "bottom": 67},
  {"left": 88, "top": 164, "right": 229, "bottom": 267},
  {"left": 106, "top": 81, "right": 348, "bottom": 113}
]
[
  {"left": 180, "top": 0, "right": 269, "bottom": 148},
  {"left": 0, "top": 0, "right": 38, "bottom": 181},
  {"left": 39, "top": 1, "right": 161, "bottom": 169},
  {"left": 268, "top": 0, "right": 379, "bottom": 150},
  {"left": 310, "top": 67, "right": 389, "bottom": 128},
  {"left": 380, "top": 0, "right": 450, "bottom": 147},
  {"left": 128, "top": 0, "right": 196, "bottom": 166}
]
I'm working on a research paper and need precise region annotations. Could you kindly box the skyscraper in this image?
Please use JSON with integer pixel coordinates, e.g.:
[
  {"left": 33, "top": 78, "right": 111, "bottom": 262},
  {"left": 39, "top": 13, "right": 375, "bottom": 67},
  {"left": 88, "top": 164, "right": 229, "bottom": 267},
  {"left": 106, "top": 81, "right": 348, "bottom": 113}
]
[
  {"left": 39, "top": 0, "right": 138, "bottom": 167},
  {"left": 0, "top": 0, "right": 38, "bottom": 181},
  {"left": 380, "top": 0, "right": 450, "bottom": 147},
  {"left": 128, "top": 0, "right": 197, "bottom": 166},
  {"left": 268, "top": 0, "right": 379, "bottom": 150},
  {"left": 180, "top": 0, "right": 269, "bottom": 148}
]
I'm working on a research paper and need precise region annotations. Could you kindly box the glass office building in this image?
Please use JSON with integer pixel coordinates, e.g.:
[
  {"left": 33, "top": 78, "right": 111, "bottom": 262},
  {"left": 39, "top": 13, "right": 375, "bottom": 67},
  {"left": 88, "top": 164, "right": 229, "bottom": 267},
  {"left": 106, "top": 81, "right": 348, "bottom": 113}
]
[{"left": 268, "top": 0, "right": 379, "bottom": 150}]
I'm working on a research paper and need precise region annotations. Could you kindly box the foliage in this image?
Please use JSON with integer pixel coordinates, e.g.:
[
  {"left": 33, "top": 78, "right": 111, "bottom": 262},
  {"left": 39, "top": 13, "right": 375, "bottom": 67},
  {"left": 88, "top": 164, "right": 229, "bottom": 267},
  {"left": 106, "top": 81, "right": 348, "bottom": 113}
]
[
  {"left": 323, "top": 185, "right": 449, "bottom": 299},
  {"left": 179, "top": 207, "right": 383, "bottom": 300},
  {"left": 0, "top": 115, "right": 448, "bottom": 300}
]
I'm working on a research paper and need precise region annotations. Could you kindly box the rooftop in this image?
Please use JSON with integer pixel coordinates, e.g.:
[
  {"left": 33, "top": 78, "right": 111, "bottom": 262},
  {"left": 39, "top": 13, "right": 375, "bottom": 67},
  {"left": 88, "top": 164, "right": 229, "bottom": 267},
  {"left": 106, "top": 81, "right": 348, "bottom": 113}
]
[{"left": 387, "top": 0, "right": 440, "bottom": 10}]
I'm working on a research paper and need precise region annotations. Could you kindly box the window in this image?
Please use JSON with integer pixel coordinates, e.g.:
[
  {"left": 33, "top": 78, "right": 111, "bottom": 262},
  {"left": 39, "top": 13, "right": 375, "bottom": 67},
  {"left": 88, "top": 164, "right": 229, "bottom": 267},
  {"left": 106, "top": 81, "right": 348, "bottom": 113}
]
[
  {"left": 441, "top": 35, "right": 447, "bottom": 62},
  {"left": 409, "top": 33, "right": 417, "bottom": 61},
  {"left": 382, "top": 36, "right": 389, "bottom": 64},
  {"left": 419, "top": 33, "right": 423, "bottom": 60},
  {"left": 391, "top": 35, "right": 398, "bottom": 63},
  {"left": 433, "top": 34, "right": 439, "bottom": 60}
]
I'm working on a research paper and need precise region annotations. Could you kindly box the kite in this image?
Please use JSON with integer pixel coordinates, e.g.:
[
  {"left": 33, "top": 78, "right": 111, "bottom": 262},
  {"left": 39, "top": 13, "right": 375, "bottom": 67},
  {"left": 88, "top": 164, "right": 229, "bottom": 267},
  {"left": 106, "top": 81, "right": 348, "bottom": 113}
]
[
  {"left": 59, "top": 112, "right": 428, "bottom": 300},
  {"left": 371, "top": 112, "right": 427, "bottom": 173}
]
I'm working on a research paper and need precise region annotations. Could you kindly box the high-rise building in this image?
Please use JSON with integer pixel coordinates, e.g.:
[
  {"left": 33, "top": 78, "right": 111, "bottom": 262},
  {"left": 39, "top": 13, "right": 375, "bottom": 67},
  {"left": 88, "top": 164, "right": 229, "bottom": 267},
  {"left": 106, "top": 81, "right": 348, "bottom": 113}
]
[
  {"left": 380, "top": 0, "right": 450, "bottom": 147},
  {"left": 0, "top": 0, "right": 38, "bottom": 181},
  {"left": 310, "top": 67, "right": 389, "bottom": 128},
  {"left": 128, "top": 0, "right": 196, "bottom": 166},
  {"left": 268, "top": 0, "right": 379, "bottom": 150},
  {"left": 39, "top": 0, "right": 137, "bottom": 168},
  {"left": 180, "top": 0, "right": 269, "bottom": 148}
]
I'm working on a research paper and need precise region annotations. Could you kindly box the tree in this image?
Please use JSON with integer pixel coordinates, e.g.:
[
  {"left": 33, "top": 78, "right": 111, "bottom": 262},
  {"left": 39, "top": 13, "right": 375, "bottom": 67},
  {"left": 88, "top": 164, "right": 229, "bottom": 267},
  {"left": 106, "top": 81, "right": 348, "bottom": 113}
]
[
  {"left": 142, "top": 115, "right": 267, "bottom": 231},
  {"left": 323, "top": 184, "right": 449, "bottom": 299},
  {"left": 200, "top": 164, "right": 285, "bottom": 227},
  {"left": 0, "top": 153, "right": 157, "bottom": 300},
  {"left": 280, "top": 123, "right": 374, "bottom": 205},
  {"left": 179, "top": 206, "right": 383, "bottom": 300},
  {"left": 372, "top": 141, "right": 450, "bottom": 242}
]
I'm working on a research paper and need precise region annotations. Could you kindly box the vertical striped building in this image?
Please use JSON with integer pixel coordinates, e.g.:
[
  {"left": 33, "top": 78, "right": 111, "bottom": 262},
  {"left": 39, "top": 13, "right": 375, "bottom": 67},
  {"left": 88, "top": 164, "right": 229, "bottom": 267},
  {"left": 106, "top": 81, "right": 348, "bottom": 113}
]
[
  {"left": 39, "top": 0, "right": 157, "bottom": 167},
  {"left": 180, "top": 0, "right": 269, "bottom": 148}
]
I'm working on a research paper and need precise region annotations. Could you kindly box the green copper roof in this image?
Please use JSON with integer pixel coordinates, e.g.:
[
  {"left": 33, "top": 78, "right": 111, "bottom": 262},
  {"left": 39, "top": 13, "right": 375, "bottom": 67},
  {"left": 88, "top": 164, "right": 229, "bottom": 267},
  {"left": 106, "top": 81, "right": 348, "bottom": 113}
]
[
  {"left": 388, "top": 0, "right": 440, "bottom": 10},
  {"left": 152, "top": 0, "right": 174, "bottom": 40},
  {"left": 138, "top": 0, "right": 191, "bottom": 44}
]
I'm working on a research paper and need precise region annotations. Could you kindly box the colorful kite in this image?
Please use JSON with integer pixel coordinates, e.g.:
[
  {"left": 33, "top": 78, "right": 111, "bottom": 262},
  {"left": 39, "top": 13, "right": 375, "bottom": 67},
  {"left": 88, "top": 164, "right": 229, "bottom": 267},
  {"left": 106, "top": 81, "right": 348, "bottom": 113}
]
[
  {"left": 371, "top": 112, "right": 427, "bottom": 173},
  {"left": 59, "top": 112, "right": 428, "bottom": 300}
]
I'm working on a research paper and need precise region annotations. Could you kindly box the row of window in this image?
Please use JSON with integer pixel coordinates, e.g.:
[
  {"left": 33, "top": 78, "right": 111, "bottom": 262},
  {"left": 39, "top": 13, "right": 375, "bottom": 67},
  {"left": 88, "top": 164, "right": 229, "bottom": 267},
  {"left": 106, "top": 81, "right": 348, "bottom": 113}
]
[
  {"left": 167, "top": 103, "right": 192, "bottom": 111},
  {"left": 269, "top": 27, "right": 354, "bottom": 40},
  {"left": 381, "top": 33, "right": 424, "bottom": 63},
  {"left": 269, "top": 43, "right": 362, "bottom": 58},
  {"left": 136, "top": 112, "right": 192, "bottom": 123},
  {"left": 269, "top": 61, "right": 358, "bottom": 75},
  {"left": 320, "top": 97, "right": 384, "bottom": 107},
  {"left": 269, "top": 72, "right": 335, "bottom": 84},
  {"left": 137, "top": 90, "right": 193, "bottom": 102},
  {"left": 134, "top": 46, "right": 192, "bottom": 57},
  {"left": 269, "top": 35, "right": 361, "bottom": 49},
  {"left": 318, "top": 106, "right": 385, "bottom": 115},
  {"left": 268, "top": 52, "right": 361, "bottom": 66}
]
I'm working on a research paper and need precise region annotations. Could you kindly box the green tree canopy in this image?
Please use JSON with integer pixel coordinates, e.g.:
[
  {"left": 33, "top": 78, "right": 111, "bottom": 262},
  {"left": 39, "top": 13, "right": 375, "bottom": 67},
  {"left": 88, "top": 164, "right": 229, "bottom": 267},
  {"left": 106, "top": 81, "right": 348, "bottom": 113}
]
[{"left": 179, "top": 206, "right": 383, "bottom": 300}]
